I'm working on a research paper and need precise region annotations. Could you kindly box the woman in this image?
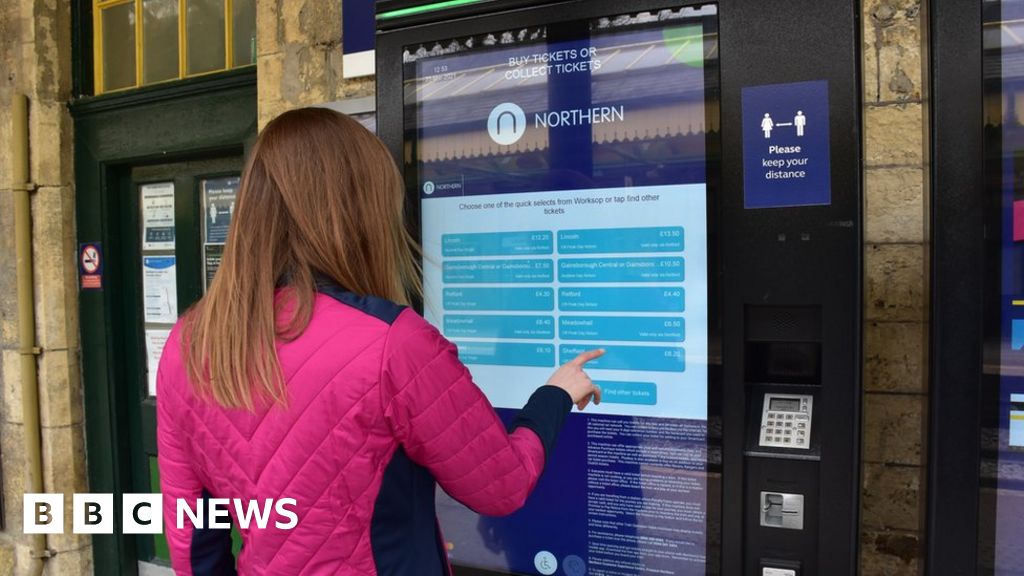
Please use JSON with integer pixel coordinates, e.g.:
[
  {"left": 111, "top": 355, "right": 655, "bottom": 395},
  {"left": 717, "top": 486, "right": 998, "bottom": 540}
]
[{"left": 156, "top": 107, "right": 602, "bottom": 576}]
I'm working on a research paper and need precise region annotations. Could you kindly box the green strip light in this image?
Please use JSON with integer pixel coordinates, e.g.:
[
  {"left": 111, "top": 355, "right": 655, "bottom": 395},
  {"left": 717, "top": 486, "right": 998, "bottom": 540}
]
[{"left": 377, "top": 0, "right": 489, "bottom": 20}]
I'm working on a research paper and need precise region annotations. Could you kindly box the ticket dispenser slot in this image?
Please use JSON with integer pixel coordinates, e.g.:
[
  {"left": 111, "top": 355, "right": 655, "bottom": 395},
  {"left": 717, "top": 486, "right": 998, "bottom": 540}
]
[{"left": 760, "top": 558, "right": 801, "bottom": 576}]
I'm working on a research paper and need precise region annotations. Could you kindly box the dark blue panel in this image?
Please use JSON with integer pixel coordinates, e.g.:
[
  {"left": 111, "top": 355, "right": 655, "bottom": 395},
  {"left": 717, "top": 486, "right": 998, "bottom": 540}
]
[
  {"left": 742, "top": 80, "right": 831, "bottom": 208},
  {"left": 343, "top": 0, "right": 376, "bottom": 54},
  {"left": 190, "top": 489, "right": 237, "bottom": 576},
  {"left": 510, "top": 385, "right": 573, "bottom": 461},
  {"left": 371, "top": 449, "right": 448, "bottom": 576},
  {"left": 317, "top": 281, "right": 406, "bottom": 325},
  {"left": 438, "top": 412, "right": 709, "bottom": 576}
]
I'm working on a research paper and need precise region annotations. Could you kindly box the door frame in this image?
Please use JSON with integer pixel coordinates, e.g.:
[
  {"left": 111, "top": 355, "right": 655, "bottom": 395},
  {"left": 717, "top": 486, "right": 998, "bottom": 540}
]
[{"left": 70, "top": 68, "right": 257, "bottom": 575}]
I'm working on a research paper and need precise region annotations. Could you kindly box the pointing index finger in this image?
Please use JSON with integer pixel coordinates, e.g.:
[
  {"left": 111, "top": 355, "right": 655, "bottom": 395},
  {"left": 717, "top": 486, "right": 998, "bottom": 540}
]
[{"left": 572, "top": 348, "right": 605, "bottom": 367}]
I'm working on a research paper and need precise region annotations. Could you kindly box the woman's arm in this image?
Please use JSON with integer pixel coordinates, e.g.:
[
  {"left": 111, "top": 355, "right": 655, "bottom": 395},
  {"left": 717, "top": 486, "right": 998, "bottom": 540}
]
[{"left": 380, "top": 310, "right": 599, "bottom": 516}]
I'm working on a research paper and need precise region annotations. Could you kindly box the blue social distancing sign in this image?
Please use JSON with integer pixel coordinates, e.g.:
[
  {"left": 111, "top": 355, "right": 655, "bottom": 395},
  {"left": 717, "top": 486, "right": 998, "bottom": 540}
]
[{"left": 742, "top": 80, "right": 831, "bottom": 209}]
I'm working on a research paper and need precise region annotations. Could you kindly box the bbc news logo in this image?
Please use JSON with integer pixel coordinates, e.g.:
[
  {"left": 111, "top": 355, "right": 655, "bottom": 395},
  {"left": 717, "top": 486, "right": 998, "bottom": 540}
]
[{"left": 23, "top": 494, "right": 298, "bottom": 534}]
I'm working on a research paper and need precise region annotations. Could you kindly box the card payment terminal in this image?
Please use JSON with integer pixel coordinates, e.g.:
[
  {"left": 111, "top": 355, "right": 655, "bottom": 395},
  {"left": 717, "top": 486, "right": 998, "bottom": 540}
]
[{"left": 758, "top": 393, "right": 813, "bottom": 449}]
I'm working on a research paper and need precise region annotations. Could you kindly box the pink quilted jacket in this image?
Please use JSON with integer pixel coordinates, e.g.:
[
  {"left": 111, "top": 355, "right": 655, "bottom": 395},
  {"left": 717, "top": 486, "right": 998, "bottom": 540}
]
[{"left": 157, "top": 284, "right": 572, "bottom": 575}]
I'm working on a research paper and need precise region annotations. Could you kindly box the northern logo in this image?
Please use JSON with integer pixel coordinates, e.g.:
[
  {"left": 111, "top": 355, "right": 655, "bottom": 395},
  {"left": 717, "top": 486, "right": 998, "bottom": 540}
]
[{"left": 487, "top": 102, "right": 527, "bottom": 145}]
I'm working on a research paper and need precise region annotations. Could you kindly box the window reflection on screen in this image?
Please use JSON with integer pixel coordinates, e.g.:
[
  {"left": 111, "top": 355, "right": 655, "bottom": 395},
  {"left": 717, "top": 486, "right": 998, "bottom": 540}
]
[{"left": 981, "top": 1, "right": 1024, "bottom": 573}]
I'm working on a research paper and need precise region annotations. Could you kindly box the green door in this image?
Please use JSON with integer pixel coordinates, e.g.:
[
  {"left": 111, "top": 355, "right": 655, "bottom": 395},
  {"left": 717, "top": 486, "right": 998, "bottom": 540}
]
[
  {"left": 73, "top": 69, "right": 257, "bottom": 575},
  {"left": 119, "top": 155, "right": 244, "bottom": 568}
]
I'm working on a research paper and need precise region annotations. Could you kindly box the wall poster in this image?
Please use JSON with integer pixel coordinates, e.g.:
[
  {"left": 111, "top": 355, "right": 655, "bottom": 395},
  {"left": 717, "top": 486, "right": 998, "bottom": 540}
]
[
  {"left": 143, "top": 256, "right": 178, "bottom": 324},
  {"left": 141, "top": 182, "right": 176, "bottom": 250},
  {"left": 202, "top": 176, "right": 239, "bottom": 292}
]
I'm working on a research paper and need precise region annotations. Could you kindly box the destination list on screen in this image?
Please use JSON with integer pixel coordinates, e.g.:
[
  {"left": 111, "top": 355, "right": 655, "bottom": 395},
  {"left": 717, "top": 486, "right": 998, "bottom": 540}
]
[{"left": 422, "top": 184, "right": 707, "bottom": 421}]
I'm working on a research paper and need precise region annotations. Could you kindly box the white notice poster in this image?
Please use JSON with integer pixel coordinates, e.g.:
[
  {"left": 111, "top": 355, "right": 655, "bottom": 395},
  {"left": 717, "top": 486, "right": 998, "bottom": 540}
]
[
  {"left": 143, "top": 256, "right": 178, "bottom": 323},
  {"left": 141, "top": 182, "right": 176, "bottom": 250},
  {"left": 145, "top": 328, "right": 171, "bottom": 397}
]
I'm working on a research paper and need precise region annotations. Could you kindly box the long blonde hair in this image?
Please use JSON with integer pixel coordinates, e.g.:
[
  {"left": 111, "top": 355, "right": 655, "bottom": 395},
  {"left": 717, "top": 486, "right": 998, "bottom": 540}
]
[{"left": 184, "top": 108, "right": 421, "bottom": 409}]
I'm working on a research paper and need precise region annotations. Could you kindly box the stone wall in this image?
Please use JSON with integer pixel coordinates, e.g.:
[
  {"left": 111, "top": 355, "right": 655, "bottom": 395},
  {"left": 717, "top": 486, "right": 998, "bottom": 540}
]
[
  {"left": 0, "top": 0, "right": 90, "bottom": 574},
  {"left": 860, "top": 0, "right": 929, "bottom": 574},
  {"left": 256, "top": 0, "right": 375, "bottom": 129}
]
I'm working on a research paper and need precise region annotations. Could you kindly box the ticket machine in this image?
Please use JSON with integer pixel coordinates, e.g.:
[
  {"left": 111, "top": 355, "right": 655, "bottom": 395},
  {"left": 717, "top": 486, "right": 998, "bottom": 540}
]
[{"left": 376, "top": 1, "right": 860, "bottom": 574}]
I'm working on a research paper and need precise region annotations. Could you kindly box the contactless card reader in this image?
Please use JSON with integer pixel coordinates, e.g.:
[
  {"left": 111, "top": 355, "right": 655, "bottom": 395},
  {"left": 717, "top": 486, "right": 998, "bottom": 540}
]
[{"left": 759, "top": 393, "right": 813, "bottom": 449}]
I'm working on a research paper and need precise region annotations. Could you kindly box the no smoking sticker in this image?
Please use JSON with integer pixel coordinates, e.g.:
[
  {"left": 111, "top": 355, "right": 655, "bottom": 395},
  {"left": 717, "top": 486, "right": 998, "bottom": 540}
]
[{"left": 79, "top": 243, "right": 103, "bottom": 290}]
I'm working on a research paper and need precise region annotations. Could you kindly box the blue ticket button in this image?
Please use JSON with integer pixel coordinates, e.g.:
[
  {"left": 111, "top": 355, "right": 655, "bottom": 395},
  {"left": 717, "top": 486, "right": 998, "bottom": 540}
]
[
  {"left": 444, "top": 315, "right": 555, "bottom": 339},
  {"left": 444, "top": 288, "right": 554, "bottom": 311},
  {"left": 444, "top": 259, "right": 554, "bottom": 283},
  {"left": 442, "top": 231, "right": 553, "bottom": 257},
  {"left": 557, "top": 227, "right": 684, "bottom": 254},
  {"left": 558, "top": 257, "right": 684, "bottom": 283},
  {"left": 559, "top": 316, "right": 684, "bottom": 342},
  {"left": 595, "top": 381, "right": 658, "bottom": 405},
  {"left": 454, "top": 341, "right": 555, "bottom": 367},
  {"left": 558, "top": 287, "right": 684, "bottom": 312},
  {"left": 560, "top": 344, "right": 685, "bottom": 372}
]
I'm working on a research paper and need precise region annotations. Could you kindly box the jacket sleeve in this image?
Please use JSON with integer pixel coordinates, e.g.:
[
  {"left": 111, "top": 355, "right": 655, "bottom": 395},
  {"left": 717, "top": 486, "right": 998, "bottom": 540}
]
[
  {"left": 380, "top": 309, "right": 573, "bottom": 516},
  {"left": 156, "top": 341, "right": 237, "bottom": 576}
]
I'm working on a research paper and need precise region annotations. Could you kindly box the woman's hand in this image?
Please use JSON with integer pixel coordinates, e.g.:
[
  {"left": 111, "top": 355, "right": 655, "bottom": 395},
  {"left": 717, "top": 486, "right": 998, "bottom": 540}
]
[{"left": 546, "top": 349, "right": 604, "bottom": 410}]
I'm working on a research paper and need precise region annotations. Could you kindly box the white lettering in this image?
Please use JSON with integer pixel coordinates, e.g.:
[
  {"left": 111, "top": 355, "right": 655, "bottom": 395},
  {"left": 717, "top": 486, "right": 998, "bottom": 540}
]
[
  {"left": 534, "top": 106, "right": 625, "bottom": 128},
  {"left": 233, "top": 499, "right": 274, "bottom": 529},
  {"left": 177, "top": 499, "right": 203, "bottom": 529},
  {"left": 275, "top": 498, "right": 298, "bottom": 529},
  {"left": 765, "top": 170, "right": 808, "bottom": 179},
  {"left": 207, "top": 498, "right": 232, "bottom": 529},
  {"left": 768, "top": 145, "right": 802, "bottom": 154}
]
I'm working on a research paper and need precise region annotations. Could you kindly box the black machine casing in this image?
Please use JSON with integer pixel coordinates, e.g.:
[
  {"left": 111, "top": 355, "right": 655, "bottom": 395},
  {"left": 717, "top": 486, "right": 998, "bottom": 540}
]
[{"left": 376, "top": 1, "right": 862, "bottom": 574}]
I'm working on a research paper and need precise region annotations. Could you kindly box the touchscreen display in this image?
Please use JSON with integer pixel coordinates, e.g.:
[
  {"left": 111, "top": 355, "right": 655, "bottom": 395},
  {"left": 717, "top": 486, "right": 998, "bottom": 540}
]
[{"left": 404, "top": 5, "right": 719, "bottom": 575}]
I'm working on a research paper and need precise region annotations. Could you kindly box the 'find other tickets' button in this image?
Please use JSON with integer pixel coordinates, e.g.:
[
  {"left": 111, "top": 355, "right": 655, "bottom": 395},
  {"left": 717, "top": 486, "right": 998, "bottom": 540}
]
[{"left": 594, "top": 381, "right": 658, "bottom": 405}]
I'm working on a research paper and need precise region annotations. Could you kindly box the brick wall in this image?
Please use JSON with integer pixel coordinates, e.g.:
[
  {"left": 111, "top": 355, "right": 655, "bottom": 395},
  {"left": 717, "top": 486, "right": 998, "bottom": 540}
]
[
  {"left": 256, "top": 0, "right": 375, "bottom": 129},
  {"left": 860, "top": 0, "right": 929, "bottom": 573}
]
